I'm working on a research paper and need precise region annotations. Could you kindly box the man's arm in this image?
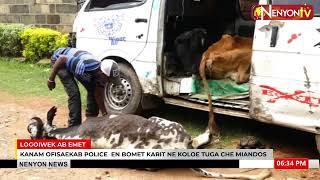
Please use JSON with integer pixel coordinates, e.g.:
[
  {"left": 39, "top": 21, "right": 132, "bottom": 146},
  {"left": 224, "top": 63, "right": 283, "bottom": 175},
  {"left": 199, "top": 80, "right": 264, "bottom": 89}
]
[
  {"left": 94, "top": 86, "right": 107, "bottom": 116},
  {"left": 49, "top": 55, "right": 68, "bottom": 81}
]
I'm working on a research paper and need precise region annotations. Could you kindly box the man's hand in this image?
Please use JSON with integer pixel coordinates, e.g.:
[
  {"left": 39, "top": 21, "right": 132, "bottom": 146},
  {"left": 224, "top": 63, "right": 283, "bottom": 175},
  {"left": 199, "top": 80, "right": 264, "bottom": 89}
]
[
  {"left": 47, "top": 79, "right": 56, "bottom": 90},
  {"left": 95, "top": 86, "right": 108, "bottom": 116},
  {"left": 48, "top": 56, "right": 68, "bottom": 91}
]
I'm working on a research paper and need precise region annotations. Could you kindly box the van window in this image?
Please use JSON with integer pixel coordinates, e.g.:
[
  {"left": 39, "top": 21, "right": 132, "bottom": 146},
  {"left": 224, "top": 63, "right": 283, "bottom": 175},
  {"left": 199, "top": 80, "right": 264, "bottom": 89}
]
[
  {"left": 87, "top": 0, "right": 144, "bottom": 11},
  {"left": 271, "top": 0, "right": 319, "bottom": 15}
]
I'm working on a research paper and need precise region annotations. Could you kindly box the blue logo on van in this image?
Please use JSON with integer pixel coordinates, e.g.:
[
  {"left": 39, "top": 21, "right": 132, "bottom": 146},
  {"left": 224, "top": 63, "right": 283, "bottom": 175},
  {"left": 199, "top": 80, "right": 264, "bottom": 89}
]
[
  {"left": 109, "top": 37, "right": 126, "bottom": 45},
  {"left": 105, "top": 22, "right": 113, "bottom": 30},
  {"left": 95, "top": 15, "right": 124, "bottom": 37}
]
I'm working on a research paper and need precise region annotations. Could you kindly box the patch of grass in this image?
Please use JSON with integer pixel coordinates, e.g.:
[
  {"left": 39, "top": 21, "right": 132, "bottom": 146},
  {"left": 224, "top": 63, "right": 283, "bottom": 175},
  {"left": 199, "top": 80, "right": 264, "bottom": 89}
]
[
  {"left": 211, "top": 128, "right": 249, "bottom": 149},
  {"left": 178, "top": 117, "right": 207, "bottom": 138},
  {"left": 209, "top": 116, "right": 268, "bottom": 148},
  {"left": 0, "top": 57, "right": 87, "bottom": 106}
]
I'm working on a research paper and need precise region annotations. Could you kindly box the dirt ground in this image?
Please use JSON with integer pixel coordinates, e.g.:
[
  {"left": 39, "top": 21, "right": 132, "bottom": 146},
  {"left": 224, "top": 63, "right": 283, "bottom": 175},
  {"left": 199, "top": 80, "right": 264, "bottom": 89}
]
[{"left": 0, "top": 91, "right": 319, "bottom": 180}]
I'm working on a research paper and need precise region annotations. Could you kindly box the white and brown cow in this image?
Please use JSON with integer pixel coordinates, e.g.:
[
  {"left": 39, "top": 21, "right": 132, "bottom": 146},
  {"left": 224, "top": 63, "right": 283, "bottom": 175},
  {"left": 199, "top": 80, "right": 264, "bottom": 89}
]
[{"left": 27, "top": 106, "right": 270, "bottom": 180}]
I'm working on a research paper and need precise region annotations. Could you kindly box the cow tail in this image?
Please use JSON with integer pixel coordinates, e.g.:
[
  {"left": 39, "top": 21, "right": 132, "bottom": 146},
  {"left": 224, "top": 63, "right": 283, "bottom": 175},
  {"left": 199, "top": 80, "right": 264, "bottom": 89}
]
[{"left": 199, "top": 56, "right": 219, "bottom": 136}]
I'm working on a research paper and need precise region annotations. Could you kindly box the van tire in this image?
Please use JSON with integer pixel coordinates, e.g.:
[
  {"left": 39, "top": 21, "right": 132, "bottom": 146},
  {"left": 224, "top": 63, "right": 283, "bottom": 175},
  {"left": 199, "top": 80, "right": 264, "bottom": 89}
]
[
  {"left": 104, "top": 62, "right": 142, "bottom": 114},
  {"left": 316, "top": 134, "right": 320, "bottom": 154}
]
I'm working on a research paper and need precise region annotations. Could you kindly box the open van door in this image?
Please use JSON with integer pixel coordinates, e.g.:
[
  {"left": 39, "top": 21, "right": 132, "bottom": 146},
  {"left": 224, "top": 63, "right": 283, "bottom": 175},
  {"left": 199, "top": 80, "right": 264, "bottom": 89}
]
[
  {"left": 250, "top": 0, "right": 320, "bottom": 135},
  {"left": 75, "top": 0, "right": 154, "bottom": 61}
]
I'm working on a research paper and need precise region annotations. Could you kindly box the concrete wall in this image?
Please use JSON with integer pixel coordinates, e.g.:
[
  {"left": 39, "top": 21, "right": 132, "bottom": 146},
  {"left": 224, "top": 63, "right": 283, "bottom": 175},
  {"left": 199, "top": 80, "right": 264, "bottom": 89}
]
[{"left": 0, "top": 0, "right": 78, "bottom": 32}]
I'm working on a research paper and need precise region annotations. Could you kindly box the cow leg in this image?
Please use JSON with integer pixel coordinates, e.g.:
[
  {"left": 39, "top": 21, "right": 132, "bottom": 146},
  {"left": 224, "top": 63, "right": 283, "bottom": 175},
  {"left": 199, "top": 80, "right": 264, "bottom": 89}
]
[{"left": 236, "top": 59, "right": 251, "bottom": 84}]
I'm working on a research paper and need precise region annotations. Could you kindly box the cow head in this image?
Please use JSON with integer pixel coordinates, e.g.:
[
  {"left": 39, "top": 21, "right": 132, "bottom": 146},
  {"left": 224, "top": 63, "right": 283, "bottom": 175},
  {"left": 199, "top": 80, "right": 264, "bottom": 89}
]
[
  {"left": 27, "top": 106, "right": 57, "bottom": 139},
  {"left": 27, "top": 117, "right": 45, "bottom": 139}
]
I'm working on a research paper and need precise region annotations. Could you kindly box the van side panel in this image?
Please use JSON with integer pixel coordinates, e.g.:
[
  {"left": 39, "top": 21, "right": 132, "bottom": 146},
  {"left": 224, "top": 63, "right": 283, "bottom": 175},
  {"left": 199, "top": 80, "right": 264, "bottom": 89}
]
[
  {"left": 132, "top": 0, "right": 161, "bottom": 95},
  {"left": 75, "top": 0, "right": 154, "bottom": 62},
  {"left": 74, "top": 0, "right": 161, "bottom": 95},
  {"left": 250, "top": 15, "right": 320, "bottom": 134}
]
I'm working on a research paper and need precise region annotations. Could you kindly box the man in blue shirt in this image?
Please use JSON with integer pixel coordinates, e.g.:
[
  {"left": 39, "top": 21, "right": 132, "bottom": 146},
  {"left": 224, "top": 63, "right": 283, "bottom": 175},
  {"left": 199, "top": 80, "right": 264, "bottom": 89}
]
[{"left": 48, "top": 47, "right": 121, "bottom": 127}]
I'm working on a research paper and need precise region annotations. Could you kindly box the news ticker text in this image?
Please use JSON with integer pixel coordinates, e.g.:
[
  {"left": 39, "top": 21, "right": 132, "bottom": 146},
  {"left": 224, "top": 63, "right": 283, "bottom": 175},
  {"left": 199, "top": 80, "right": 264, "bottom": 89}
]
[{"left": 17, "top": 149, "right": 273, "bottom": 160}]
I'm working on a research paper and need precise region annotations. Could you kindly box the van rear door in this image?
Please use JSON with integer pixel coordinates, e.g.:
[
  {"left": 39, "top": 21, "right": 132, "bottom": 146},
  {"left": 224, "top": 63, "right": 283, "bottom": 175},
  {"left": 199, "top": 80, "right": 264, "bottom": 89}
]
[
  {"left": 250, "top": 0, "right": 320, "bottom": 133},
  {"left": 75, "top": 0, "right": 154, "bottom": 61}
]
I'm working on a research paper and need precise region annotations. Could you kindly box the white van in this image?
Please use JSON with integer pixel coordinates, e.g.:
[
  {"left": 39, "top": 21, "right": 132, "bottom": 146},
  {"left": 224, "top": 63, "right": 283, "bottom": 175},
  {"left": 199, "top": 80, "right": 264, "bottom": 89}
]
[{"left": 70, "top": 0, "right": 320, "bottom": 152}]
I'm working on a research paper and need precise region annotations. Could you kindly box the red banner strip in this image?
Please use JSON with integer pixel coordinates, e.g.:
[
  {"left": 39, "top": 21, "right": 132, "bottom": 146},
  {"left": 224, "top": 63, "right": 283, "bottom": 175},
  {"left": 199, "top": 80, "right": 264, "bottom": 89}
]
[{"left": 17, "top": 139, "right": 91, "bottom": 149}]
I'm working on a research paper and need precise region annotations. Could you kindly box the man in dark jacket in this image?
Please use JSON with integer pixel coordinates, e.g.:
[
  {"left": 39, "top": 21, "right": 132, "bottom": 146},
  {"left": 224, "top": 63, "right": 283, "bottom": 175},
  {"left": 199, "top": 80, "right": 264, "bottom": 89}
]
[{"left": 48, "top": 47, "right": 122, "bottom": 127}]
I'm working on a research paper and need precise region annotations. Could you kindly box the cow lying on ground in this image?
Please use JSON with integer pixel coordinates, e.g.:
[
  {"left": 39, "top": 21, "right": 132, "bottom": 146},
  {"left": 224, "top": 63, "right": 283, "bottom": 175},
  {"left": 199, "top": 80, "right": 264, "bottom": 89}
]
[
  {"left": 27, "top": 106, "right": 270, "bottom": 179},
  {"left": 198, "top": 34, "right": 253, "bottom": 136}
]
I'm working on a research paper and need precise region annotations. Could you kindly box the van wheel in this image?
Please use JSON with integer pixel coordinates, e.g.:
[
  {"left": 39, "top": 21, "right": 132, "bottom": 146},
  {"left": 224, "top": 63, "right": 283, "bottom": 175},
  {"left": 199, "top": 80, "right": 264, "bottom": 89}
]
[
  {"left": 104, "top": 62, "right": 142, "bottom": 114},
  {"left": 316, "top": 134, "right": 320, "bottom": 153}
]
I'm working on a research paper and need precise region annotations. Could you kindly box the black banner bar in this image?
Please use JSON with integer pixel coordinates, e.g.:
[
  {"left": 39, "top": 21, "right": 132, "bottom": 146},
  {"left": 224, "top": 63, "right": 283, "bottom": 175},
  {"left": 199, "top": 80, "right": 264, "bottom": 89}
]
[
  {"left": 0, "top": 160, "right": 17, "bottom": 168},
  {"left": 71, "top": 160, "right": 239, "bottom": 168}
]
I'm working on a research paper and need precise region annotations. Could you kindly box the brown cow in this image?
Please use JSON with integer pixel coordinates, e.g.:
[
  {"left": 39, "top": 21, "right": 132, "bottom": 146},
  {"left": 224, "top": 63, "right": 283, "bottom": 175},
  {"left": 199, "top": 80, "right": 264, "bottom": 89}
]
[{"left": 199, "top": 34, "right": 253, "bottom": 136}]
